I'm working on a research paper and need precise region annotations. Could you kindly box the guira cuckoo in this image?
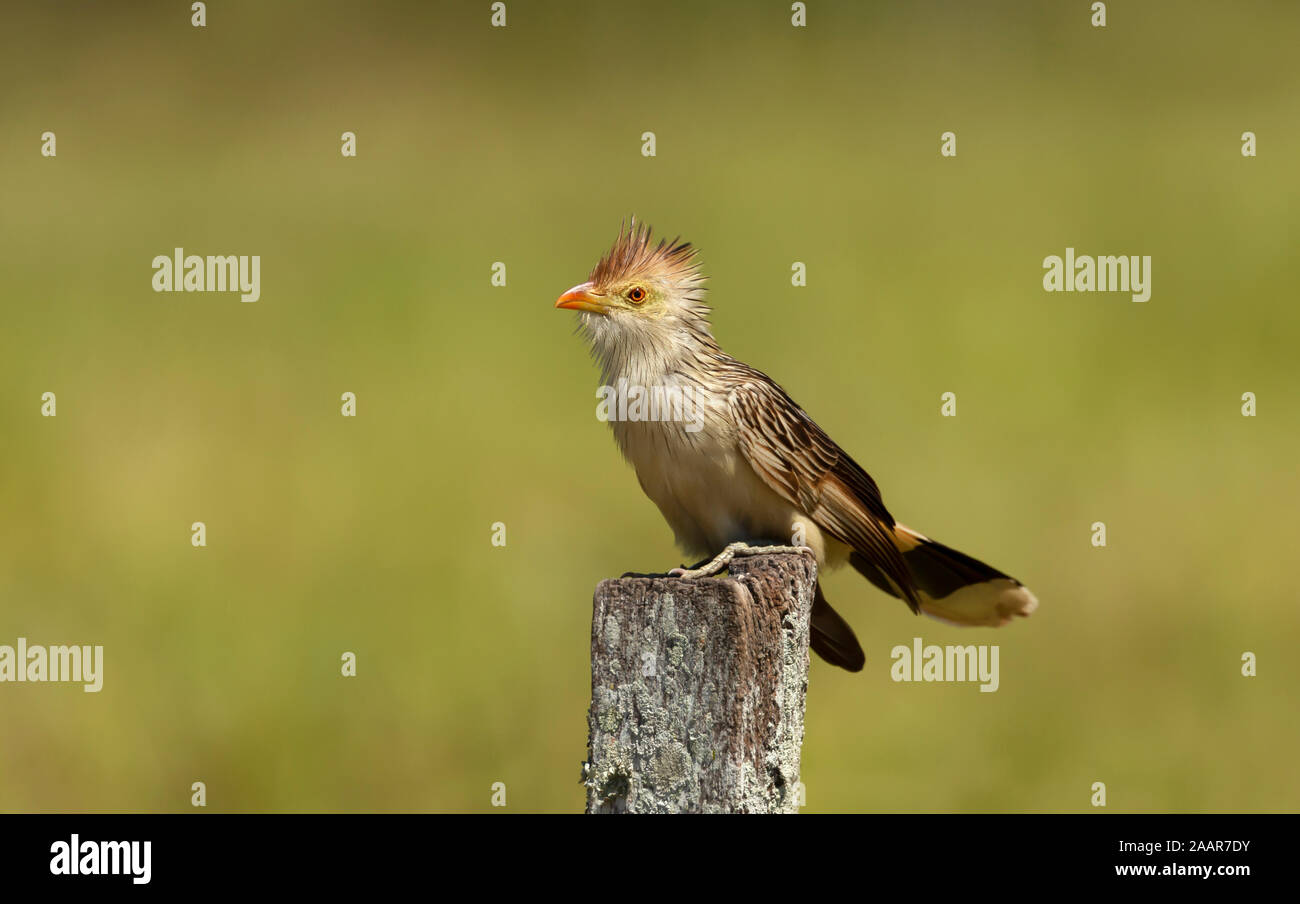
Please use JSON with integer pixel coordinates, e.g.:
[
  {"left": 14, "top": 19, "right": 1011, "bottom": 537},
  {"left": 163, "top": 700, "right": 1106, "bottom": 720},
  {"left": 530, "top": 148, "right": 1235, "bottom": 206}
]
[{"left": 556, "top": 219, "right": 1037, "bottom": 671}]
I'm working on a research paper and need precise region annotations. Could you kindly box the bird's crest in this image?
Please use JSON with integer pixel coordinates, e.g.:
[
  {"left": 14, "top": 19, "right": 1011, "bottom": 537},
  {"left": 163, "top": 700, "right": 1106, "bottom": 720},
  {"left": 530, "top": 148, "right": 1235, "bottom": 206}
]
[{"left": 589, "top": 217, "right": 703, "bottom": 290}]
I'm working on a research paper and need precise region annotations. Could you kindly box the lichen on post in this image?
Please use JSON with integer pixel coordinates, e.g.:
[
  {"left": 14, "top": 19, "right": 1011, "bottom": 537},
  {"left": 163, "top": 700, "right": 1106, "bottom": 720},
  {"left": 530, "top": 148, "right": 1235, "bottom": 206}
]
[{"left": 584, "top": 550, "right": 815, "bottom": 814}]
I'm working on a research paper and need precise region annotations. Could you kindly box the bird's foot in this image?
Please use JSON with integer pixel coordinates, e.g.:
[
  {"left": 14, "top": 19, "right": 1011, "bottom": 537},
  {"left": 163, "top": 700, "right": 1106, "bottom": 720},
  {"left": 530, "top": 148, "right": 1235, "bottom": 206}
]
[{"left": 667, "top": 541, "right": 814, "bottom": 579}]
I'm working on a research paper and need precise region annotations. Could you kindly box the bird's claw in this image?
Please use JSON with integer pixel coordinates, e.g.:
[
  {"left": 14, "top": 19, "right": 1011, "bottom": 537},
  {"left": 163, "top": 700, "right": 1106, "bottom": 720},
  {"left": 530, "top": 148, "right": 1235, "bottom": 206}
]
[{"left": 667, "top": 542, "right": 814, "bottom": 579}]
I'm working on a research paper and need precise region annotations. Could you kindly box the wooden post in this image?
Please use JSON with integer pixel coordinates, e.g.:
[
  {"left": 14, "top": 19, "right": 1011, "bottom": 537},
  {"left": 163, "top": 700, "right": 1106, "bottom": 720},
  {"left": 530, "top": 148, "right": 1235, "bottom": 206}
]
[{"left": 584, "top": 549, "right": 816, "bottom": 813}]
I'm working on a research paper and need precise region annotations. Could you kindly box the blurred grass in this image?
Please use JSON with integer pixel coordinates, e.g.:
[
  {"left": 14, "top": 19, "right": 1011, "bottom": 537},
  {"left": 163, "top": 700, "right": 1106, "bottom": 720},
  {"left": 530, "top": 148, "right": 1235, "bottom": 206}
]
[{"left": 1, "top": 0, "right": 1297, "bottom": 812}]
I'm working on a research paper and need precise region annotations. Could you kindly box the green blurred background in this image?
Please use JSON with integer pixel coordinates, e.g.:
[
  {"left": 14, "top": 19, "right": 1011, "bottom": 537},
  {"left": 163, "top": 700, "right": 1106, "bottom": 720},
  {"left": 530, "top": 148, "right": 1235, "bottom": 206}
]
[{"left": 1, "top": 0, "right": 1297, "bottom": 812}]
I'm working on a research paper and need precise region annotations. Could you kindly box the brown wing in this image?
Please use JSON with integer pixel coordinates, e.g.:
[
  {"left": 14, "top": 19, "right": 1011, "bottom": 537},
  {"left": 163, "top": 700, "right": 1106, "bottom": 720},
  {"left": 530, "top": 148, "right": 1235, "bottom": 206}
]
[{"left": 729, "top": 371, "right": 920, "bottom": 610}]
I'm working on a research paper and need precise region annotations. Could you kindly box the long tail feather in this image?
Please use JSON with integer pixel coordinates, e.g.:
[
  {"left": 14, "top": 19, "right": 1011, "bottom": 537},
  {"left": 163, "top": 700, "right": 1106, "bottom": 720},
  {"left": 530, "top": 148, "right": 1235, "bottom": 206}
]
[
  {"left": 810, "top": 582, "right": 865, "bottom": 671},
  {"left": 851, "top": 525, "right": 1038, "bottom": 626}
]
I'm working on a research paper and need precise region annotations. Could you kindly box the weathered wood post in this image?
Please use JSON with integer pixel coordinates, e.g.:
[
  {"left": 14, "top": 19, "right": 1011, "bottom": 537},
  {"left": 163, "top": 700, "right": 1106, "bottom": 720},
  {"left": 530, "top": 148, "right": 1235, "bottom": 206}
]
[{"left": 584, "top": 549, "right": 816, "bottom": 813}]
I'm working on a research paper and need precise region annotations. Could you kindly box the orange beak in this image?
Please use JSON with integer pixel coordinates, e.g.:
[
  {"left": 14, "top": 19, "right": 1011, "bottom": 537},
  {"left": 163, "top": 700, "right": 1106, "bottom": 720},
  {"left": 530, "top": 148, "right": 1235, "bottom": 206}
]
[{"left": 555, "top": 282, "right": 608, "bottom": 315}]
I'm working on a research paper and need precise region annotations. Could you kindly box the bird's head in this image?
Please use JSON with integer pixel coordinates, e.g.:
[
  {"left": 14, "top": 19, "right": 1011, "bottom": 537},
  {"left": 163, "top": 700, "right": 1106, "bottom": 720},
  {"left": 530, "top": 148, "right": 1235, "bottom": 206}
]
[{"left": 555, "top": 219, "right": 714, "bottom": 367}]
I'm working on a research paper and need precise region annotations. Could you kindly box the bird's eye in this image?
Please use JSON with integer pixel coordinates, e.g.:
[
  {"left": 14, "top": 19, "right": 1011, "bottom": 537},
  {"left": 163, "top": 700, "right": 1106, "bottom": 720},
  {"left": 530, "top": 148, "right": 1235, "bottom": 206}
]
[{"left": 627, "top": 286, "right": 647, "bottom": 304}]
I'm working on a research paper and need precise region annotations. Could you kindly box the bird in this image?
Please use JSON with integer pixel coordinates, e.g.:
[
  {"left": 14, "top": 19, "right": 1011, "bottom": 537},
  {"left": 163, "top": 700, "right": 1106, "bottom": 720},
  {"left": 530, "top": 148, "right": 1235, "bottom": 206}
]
[{"left": 555, "top": 218, "right": 1037, "bottom": 672}]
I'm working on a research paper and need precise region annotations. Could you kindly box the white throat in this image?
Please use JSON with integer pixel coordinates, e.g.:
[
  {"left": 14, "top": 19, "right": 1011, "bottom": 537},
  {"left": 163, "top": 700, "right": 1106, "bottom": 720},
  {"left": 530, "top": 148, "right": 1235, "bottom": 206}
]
[{"left": 581, "top": 311, "right": 700, "bottom": 389}]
